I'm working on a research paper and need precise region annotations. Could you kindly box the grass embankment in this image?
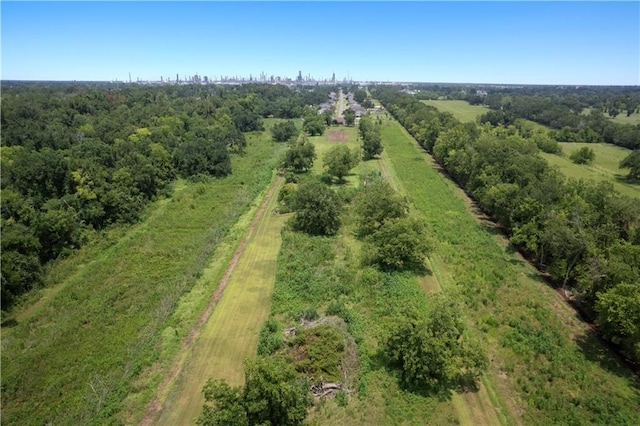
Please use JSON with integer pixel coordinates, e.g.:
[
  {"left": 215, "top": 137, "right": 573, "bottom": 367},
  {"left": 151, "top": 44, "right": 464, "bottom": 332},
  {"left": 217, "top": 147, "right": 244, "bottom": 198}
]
[
  {"left": 540, "top": 142, "right": 639, "bottom": 198},
  {"left": 1, "top": 127, "right": 286, "bottom": 425},
  {"left": 380, "top": 118, "right": 640, "bottom": 424},
  {"left": 153, "top": 175, "right": 287, "bottom": 425},
  {"left": 421, "top": 100, "right": 489, "bottom": 122}
]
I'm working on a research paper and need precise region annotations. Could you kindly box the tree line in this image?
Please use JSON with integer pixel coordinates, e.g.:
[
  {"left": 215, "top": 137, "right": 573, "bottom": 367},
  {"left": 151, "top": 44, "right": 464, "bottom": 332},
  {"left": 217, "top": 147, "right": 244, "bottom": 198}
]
[
  {"left": 374, "top": 88, "right": 640, "bottom": 363},
  {"left": 0, "top": 83, "right": 334, "bottom": 309}
]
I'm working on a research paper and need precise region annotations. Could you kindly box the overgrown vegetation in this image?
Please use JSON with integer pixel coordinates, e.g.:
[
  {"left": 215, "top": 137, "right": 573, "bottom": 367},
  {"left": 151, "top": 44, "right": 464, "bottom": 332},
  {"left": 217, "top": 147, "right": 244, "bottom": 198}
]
[
  {"left": 377, "top": 88, "right": 640, "bottom": 364},
  {"left": 375, "top": 93, "right": 640, "bottom": 424},
  {"left": 1, "top": 129, "right": 286, "bottom": 425}
]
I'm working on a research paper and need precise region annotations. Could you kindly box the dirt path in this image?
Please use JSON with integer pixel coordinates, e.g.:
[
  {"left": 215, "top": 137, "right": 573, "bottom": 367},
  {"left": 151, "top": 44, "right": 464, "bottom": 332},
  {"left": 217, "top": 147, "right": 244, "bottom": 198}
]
[{"left": 140, "top": 174, "right": 283, "bottom": 425}]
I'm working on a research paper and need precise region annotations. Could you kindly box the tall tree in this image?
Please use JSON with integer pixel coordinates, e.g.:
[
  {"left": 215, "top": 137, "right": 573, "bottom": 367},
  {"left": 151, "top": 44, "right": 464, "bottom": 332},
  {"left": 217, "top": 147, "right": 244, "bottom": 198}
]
[
  {"left": 198, "top": 357, "right": 310, "bottom": 426},
  {"left": 292, "top": 180, "right": 342, "bottom": 235},
  {"left": 323, "top": 145, "right": 360, "bottom": 183},
  {"left": 620, "top": 150, "right": 640, "bottom": 181}
]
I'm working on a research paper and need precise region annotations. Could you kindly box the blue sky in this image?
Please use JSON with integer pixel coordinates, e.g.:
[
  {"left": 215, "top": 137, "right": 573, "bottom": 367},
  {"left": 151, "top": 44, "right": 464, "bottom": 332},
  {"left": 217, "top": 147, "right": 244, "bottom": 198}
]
[{"left": 2, "top": 2, "right": 638, "bottom": 85}]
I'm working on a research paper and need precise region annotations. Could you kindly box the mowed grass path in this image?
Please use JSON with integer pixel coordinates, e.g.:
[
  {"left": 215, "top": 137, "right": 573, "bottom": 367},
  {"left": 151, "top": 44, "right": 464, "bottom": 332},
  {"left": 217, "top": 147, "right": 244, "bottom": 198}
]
[
  {"left": 421, "top": 100, "right": 489, "bottom": 122},
  {"left": 541, "top": 142, "right": 639, "bottom": 198},
  {"left": 1, "top": 130, "right": 285, "bottom": 426},
  {"left": 379, "top": 118, "right": 640, "bottom": 424},
  {"left": 154, "top": 175, "right": 287, "bottom": 425}
]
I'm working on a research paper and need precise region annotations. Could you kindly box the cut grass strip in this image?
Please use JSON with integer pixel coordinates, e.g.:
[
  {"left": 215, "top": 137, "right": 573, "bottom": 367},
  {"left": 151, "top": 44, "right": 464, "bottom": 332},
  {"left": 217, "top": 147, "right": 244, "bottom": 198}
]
[{"left": 153, "top": 176, "right": 287, "bottom": 425}]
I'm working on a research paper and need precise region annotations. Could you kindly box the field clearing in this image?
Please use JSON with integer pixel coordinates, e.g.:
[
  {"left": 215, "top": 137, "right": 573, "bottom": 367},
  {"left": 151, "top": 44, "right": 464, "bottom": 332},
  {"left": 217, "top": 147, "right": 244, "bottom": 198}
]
[
  {"left": 310, "top": 126, "right": 360, "bottom": 184},
  {"left": 421, "top": 100, "right": 489, "bottom": 122},
  {"left": 379, "top": 116, "right": 640, "bottom": 424},
  {"left": 540, "top": 142, "right": 639, "bottom": 198},
  {"left": 153, "top": 175, "right": 287, "bottom": 425},
  {"left": 610, "top": 111, "right": 640, "bottom": 125},
  {"left": 582, "top": 107, "right": 640, "bottom": 125},
  {"left": 0, "top": 129, "right": 286, "bottom": 425}
]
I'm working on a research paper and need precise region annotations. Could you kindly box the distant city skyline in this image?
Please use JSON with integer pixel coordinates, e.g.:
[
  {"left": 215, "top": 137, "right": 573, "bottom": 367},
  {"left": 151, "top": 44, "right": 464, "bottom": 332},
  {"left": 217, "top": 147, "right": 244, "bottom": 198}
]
[{"left": 2, "top": 2, "right": 638, "bottom": 85}]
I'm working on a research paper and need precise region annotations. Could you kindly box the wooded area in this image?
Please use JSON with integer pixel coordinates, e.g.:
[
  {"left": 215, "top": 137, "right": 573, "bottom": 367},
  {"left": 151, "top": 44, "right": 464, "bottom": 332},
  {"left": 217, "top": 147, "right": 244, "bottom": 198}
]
[{"left": 0, "top": 83, "right": 335, "bottom": 309}]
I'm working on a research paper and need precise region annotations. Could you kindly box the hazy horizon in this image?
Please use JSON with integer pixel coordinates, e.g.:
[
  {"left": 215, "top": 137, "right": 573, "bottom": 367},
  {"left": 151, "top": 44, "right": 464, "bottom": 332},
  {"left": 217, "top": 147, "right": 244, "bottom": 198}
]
[{"left": 2, "top": 1, "right": 639, "bottom": 86}]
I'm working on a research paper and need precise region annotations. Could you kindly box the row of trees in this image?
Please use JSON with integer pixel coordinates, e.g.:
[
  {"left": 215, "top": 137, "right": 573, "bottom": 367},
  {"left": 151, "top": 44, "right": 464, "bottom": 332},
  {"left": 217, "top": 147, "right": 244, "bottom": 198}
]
[
  {"left": 376, "top": 88, "right": 640, "bottom": 362},
  {"left": 1, "top": 83, "right": 333, "bottom": 309}
]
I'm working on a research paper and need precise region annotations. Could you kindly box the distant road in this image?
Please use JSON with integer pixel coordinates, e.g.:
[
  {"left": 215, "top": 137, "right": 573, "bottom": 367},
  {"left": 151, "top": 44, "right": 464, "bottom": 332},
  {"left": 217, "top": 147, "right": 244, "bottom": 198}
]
[{"left": 335, "top": 89, "right": 346, "bottom": 119}]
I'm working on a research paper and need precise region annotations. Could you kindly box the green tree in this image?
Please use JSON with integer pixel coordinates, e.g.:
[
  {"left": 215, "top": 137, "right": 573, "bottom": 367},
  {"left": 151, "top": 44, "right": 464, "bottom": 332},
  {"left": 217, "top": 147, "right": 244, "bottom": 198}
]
[
  {"left": 343, "top": 108, "right": 355, "bottom": 126},
  {"left": 353, "top": 89, "right": 367, "bottom": 104},
  {"left": 322, "top": 145, "right": 360, "bottom": 183},
  {"left": 303, "top": 117, "right": 325, "bottom": 136},
  {"left": 569, "top": 146, "right": 596, "bottom": 164},
  {"left": 385, "top": 296, "right": 487, "bottom": 391},
  {"left": 353, "top": 178, "right": 407, "bottom": 236},
  {"left": 271, "top": 120, "right": 299, "bottom": 143},
  {"left": 595, "top": 283, "right": 640, "bottom": 361},
  {"left": 620, "top": 150, "right": 640, "bottom": 181},
  {"left": 365, "top": 216, "right": 431, "bottom": 271},
  {"left": 282, "top": 137, "right": 316, "bottom": 173},
  {"left": 359, "top": 114, "right": 383, "bottom": 160},
  {"left": 173, "top": 138, "right": 231, "bottom": 178},
  {"left": 292, "top": 180, "right": 342, "bottom": 235},
  {"left": 197, "top": 357, "right": 310, "bottom": 426}
]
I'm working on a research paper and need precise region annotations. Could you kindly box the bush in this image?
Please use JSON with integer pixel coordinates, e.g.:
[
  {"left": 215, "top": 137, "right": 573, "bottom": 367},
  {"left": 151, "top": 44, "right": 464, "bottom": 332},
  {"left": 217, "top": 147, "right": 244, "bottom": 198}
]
[
  {"left": 569, "top": 146, "right": 595, "bottom": 164},
  {"left": 364, "top": 217, "right": 431, "bottom": 272},
  {"left": 385, "top": 296, "right": 487, "bottom": 392},
  {"left": 257, "top": 317, "right": 283, "bottom": 356},
  {"left": 292, "top": 181, "right": 342, "bottom": 236},
  {"left": 272, "top": 120, "right": 299, "bottom": 142}
]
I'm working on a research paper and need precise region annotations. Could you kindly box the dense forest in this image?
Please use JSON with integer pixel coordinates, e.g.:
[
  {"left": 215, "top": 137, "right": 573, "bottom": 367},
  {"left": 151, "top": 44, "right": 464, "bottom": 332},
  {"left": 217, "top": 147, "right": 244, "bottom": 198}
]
[
  {"left": 0, "top": 83, "right": 335, "bottom": 309},
  {"left": 374, "top": 87, "right": 640, "bottom": 364}
]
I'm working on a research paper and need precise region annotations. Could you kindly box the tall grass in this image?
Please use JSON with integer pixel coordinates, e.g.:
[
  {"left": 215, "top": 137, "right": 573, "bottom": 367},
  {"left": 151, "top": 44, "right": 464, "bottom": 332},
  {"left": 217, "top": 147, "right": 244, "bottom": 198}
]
[
  {"left": 1, "top": 129, "right": 285, "bottom": 425},
  {"left": 381, "top": 118, "right": 640, "bottom": 424}
]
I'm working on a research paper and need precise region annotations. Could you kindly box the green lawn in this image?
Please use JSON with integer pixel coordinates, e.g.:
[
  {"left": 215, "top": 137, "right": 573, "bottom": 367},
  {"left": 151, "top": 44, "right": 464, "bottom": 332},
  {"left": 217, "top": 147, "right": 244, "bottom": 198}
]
[
  {"left": 1, "top": 126, "right": 286, "bottom": 425},
  {"left": 540, "top": 142, "right": 639, "bottom": 198},
  {"left": 421, "top": 100, "right": 489, "bottom": 122}
]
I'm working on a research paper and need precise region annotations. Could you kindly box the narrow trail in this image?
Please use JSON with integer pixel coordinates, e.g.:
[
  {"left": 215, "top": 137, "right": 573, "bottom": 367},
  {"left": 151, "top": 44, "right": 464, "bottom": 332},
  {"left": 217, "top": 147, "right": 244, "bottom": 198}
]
[{"left": 140, "top": 174, "right": 283, "bottom": 425}]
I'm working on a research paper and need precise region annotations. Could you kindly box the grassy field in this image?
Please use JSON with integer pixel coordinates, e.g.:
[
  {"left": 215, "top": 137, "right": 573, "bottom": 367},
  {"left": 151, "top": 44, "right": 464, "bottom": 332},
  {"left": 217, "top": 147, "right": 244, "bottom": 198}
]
[
  {"left": 540, "top": 142, "right": 639, "bottom": 198},
  {"left": 610, "top": 111, "right": 640, "bottom": 125},
  {"left": 152, "top": 175, "right": 287, "bottom": 425},
  {"left": 0, "top": 126, "right": 286, "bottom": 425},
  {"left": 582, "top": 107, "right": 640, "bottom": 125},
  {"left": 421, "top": 100, "right": 489, "bottom": 122},
  {"left": 379, "top": 117, "right": 640, "bottom": 424}
]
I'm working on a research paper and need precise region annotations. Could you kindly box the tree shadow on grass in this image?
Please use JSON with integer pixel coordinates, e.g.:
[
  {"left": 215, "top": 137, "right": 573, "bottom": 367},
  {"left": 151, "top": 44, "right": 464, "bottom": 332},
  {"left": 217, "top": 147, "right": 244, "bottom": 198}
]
[
  {"left": 614, "top": 174, "right": 640, "bottom": 186},
  {"left": 371, "top": 347, "right": 475, "bottom": 403},
  {"left": 574, "top": 328, "right": 640, "bottom": 385}
]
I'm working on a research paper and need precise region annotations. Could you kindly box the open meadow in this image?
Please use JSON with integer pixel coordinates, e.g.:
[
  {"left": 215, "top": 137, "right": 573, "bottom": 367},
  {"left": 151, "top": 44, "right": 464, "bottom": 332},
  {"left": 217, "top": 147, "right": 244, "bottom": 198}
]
[
  {"left": 421, "top": 100, "right": 489, "bottom": 122},
  {"left": 540, "top": 142, "right": 640, "bottom": 198}
]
